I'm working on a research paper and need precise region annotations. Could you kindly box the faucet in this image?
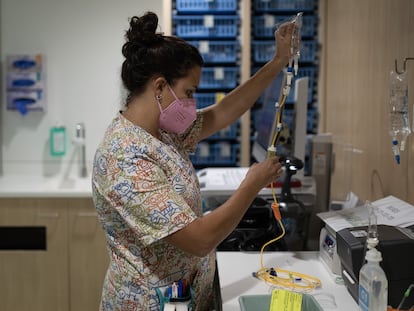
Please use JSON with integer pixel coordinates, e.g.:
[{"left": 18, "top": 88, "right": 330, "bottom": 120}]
[{"left": 75, "top": 122, "right": 88, "bottom": 177}]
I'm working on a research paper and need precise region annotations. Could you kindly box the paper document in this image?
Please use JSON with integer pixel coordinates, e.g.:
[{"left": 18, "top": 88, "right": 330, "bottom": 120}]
[{"left": 317, "top": 195, "right": 414, "bottom": 232}]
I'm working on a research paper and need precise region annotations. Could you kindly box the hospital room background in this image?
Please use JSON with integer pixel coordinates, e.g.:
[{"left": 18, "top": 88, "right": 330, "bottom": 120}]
[
  {"left": 0, "top": 0, "right": 413, "bottom": 310},
  {"left": 1, "top": 0, "right": 413, "bottom": 205}
]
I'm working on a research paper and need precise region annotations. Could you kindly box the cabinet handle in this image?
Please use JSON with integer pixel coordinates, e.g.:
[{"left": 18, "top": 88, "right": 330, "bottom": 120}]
[
  {"left": 36, "top": 212, "right": 60, "bottom": 218},
  {"left": 76, "top": 212, "right": 98, "bottom": 217}
]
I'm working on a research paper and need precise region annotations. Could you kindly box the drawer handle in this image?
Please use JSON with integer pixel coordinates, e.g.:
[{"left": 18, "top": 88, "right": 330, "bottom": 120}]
[
  {"left": 76, "top": 212, "right": 98, "bottom": 217},
  {"left": 36, "top": 212, "right": 60, "bottom": 218}
]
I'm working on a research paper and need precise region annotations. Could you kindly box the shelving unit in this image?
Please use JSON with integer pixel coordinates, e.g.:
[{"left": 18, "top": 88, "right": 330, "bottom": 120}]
[
  {"left": 170, "top": 0, "right": 320, "bottom": 169},
  {"left": 250, "top": 0, "right": 319, "bottom": 171},
  {"left": 172, "top": 0, "right": 242, "bottom": 169}
]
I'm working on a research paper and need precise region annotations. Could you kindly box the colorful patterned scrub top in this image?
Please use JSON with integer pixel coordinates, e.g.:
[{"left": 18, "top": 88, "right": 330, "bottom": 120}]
[{"left": 92, "top": 112, "right": 216, "bottom": 311}]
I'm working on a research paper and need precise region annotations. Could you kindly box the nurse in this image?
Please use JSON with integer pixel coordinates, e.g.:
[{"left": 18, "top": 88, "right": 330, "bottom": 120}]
[{"left": 92, "top": 11, "right": 295, "bottom": 311}]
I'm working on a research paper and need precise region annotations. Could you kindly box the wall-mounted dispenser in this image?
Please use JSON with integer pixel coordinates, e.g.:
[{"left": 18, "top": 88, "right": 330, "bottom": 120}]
[{"left": 6, "top": 54, "right": 46, "bottom": 115}]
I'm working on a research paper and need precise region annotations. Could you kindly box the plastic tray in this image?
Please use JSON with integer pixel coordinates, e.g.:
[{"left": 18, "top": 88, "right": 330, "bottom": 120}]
[
  {"left": 173, "top": 15, "right": 240, "bottom": 39},
  {"left": 252, "top": 40, "right": 318, "bottom": 63},
  {"left": 239, "top": 293, "right": 323, "bottom": 311},
  {"left": 253, "top": 15, "right": 317, "bottom": 38},
  {"left": 209, "top": 121, "right": 239, "bottom": 140},
  {"left": 199, "top": 67, "right": 239, "bottom": 90},
  {"left": 189, "top": 142, "right": 239, "bottom": 166},
  {"left": 195, "top": 92, "right": 226, "bottom": 108},
  {"left": 253, "top": 0, "right": 316, "bottom": 12},
  {"left": 187, "top": 40, "right": 239, "bottom": 64},
  {"left": 175, "top": 0, "right": 238, "bottom": 13}
]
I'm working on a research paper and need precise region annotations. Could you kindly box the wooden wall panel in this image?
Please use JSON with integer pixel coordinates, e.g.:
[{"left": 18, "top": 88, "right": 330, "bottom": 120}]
[{"left": 321, "top": 0, "right": 414, "bottom": 204}]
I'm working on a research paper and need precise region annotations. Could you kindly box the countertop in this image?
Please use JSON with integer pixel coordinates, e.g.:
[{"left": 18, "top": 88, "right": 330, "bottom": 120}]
[
  {"left": 0, "top": 175, "right": 93, "bottom": 198},
  {"left": 216, "top": 251, "right": 359, "bottom": 311}
]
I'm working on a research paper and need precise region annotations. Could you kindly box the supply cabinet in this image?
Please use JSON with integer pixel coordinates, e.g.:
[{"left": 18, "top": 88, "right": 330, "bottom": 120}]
[
  {"left": 172, "top": 0, "right": 242, "bottom": 168},
  {"left": 250, "top": 0, "right": 319, "bottom": 171},
  {"left": 170, "top": 0, "right": 320, "bottom": 169}
]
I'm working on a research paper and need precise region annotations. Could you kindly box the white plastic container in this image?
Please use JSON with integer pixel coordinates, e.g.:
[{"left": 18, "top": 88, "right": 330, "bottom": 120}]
[{"left": 358, "top": 248, "right": 388, "bottom": 311}]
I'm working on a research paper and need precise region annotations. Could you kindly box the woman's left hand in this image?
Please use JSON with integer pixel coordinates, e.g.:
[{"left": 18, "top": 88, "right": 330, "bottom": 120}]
[{"left": 274, "top": 22, "right": 296, "bottom": 64}]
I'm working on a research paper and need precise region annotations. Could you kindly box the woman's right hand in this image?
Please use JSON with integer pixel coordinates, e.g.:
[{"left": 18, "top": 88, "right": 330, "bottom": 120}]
[{"left": 241, "top": 157, "right": 283, "bottom": 192}]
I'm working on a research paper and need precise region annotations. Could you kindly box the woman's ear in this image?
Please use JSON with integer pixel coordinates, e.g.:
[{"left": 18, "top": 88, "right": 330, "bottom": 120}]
[{"left": 153, "top": 76, "right": 167, "bottom": 95}]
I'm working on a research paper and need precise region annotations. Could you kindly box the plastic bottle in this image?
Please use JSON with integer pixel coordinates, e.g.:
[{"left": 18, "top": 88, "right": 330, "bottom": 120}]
[
  {"left": 50, "top": 125, "right": 66, "bottom": 157},
  {"left": 358, "top": 248, "right": 388, "bottom": 311},
  {"left": 388, "top": 70, "right": 411, "bottom": 164}
]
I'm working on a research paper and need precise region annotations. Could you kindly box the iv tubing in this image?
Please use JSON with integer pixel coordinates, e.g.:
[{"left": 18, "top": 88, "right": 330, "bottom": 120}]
[
  {"left": 255, "top": 177, "right": 322, "bottom": 292},
  {"left": 254, "top": 14, "right": 321, "bottom": 292}
]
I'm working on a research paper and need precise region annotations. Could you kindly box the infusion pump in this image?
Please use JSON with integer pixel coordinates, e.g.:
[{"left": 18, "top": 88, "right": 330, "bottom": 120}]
[{"left": 319, "top": 226, "right": 342, "bottom": 278}]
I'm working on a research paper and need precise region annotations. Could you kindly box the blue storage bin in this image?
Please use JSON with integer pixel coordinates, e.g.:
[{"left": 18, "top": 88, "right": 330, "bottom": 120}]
[
  {"left": 189, "top": 142, "right": 239, "bottom": 166},
  {"left": 252, "top": 40, "right": 317, "bottom": 63},
  {"left": 199, "top": 67, "right": 239, "bottom": 89},
  {"left": 187, "top": 40, "right": 239, "bottom": 63},
  {"left": 253, "top": 0, "right": 316, "bottom": 12},
  {"left": 175, "top": 0, "right": 238, "bottom": 13},
  {"left": 253, "top": 15, "right": 317, "bottom": 38},
  {"left": 210, "top": 120, "right": 240, "bottom": 139},
  {"left": 190, "top": 142, "right": 214, "bottom": 164},
  {"left": 281, "top": 108, "right": 294, "bottom": 129},
  {"left": 173, "top": 15, "right": 240, "bottom": 38},
  {"left": 307, "top": 108, "right": 318, "bottom": 133},
  {"left": 195, "top": 92, "right": 217, "bottom": 108},
  {"left": 211, "top": 142, "right": 240, "bottom": 165},
  {"left": 195, "top": 92, "right": 227, "bottom": 109}
]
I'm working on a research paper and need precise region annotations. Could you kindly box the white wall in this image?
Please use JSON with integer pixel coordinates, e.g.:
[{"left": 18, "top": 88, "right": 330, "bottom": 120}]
[{"left": 1, "top": 0, "right": 164, "bottom": 177}]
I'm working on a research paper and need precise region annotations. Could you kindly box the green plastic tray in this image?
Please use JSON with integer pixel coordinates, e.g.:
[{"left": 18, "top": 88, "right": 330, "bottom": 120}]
[{"left": 239, "top": 293, "right": 323, "bottom": 311}]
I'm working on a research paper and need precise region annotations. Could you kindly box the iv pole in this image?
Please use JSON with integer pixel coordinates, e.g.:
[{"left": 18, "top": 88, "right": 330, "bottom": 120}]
[{"left": 395, "top": 57, "right": 414, "bottom": 74}]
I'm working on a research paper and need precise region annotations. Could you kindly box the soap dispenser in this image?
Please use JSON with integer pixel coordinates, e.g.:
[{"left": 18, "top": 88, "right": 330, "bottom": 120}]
[{"left": 50, "top": 124, "right": 66, "bottom": 157}]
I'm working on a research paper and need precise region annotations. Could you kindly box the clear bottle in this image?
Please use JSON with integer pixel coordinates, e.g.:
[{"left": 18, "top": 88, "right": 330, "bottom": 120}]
[
  {"left": 388, "top": 70, "right": 411, "bottom": 164},
  {"left": 358, "top": 248, "right": 388, "bottom": 311}
]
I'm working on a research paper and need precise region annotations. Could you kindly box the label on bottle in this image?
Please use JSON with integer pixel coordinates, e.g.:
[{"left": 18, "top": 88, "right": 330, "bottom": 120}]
[
  {"left": 50, "top": 127, "right": 66, "bottom": 156},
  {"left": 359, "top": 284, "right": 369, "bottom": 311}
]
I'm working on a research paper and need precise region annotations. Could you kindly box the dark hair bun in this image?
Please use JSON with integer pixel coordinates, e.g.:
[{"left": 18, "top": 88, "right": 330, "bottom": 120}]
[{"left": 125, "top": 11, "right": 163, "bottom": 46}]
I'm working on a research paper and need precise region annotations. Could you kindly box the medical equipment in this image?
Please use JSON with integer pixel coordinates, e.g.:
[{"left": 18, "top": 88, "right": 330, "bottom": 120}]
[
  {"left": 357, "top": 202, "right": 388, "bottom": 310},
  {"left": 366, "top": 201, "right": 379, "bottom": 249},
  {"left": 388, "top": 70, "right": 411, "bottom": 164},
  {"left": 389, "top": 57, "right": 413, "bottom": 164},
  {"left": 268, "top": 12, "right": 303, "bottom": 156},
  {"left": 254, "top": 199, "right": 321, "bottom": 292},
  {"left": 253, "top": 13, "right": 321, "bottom": 292},
  {"left": 358, "top": 247, "right": 388, "bottom": 311},
  {"left": 337, "top": 224, "right": 414, "bottom": 308}
]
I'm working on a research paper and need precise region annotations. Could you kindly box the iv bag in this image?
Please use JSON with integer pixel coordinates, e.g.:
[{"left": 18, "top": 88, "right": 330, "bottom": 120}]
[
  {"left": 388, "top": 70, "right": 411, "bottom": 151},
  {"left": 275, "top": 12, "right": 302, "bottom": 59},
  {"left": 291, "top": 12, "right": 303, "bottom": 59}
]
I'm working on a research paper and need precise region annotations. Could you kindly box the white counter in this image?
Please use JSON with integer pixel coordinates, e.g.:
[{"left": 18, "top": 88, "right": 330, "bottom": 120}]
[
  {"left": 216, "top": 251, "right": 359, "bottom": 311},
  {"left": 0, "top": 175, "right": 92, "bottom": 198}
]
